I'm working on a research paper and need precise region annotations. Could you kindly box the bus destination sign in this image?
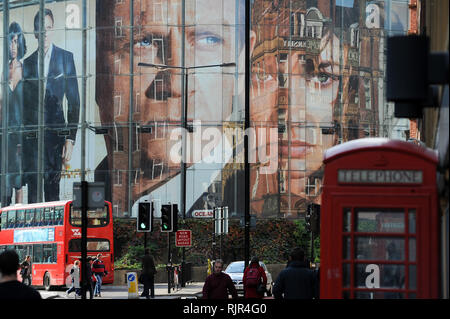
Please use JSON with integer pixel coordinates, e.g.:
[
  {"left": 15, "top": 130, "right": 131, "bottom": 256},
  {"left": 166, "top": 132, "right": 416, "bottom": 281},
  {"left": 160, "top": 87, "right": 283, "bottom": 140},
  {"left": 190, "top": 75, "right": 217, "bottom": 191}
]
[{"left": 338, "top": 169, "right": 423, "bottom": 184}]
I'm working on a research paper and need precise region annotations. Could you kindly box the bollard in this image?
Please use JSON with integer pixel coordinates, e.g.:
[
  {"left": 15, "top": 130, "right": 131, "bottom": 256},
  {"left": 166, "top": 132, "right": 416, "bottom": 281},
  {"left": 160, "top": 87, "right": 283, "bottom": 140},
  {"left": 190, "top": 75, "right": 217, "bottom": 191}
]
[{"left": 126, "top": 272, "right": 139, "bottom": 299}]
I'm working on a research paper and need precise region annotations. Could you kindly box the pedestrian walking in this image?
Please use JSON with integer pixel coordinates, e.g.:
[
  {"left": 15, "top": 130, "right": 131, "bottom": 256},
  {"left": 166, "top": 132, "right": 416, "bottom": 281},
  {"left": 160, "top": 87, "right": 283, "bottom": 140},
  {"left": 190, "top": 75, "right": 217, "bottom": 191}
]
[
  {"left": 273, "top": 247, "right": 318, "bottom": 299},
  {"left": 80, "top": 257, "right": 94, "bottom": 299},
  {"left": 243, "top": 256, "right": 267, "bottom": 299},
  {"left": 92, "top": 253, "right": 107, "bottom": 297},
  {"left": 202, "top": 259, "right": 238, "bottom": 299},
  {"left": 66, "top": 260, "right": 81, "bottom": 298},
  {"left": 140, "top": 249, "right": 157, "bottom": 299},
  {"left": 20, "top": 255, "right": 32, "bottom": 286},
  {"left": 0, "top": 250, "right": 41, "bottom": 299}
]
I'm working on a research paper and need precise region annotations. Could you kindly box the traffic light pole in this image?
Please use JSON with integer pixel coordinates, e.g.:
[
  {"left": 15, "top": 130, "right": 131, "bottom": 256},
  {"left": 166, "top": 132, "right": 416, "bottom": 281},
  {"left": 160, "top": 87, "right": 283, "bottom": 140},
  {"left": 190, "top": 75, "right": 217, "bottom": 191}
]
[
  {"left": 80, "top": 181, "right": 88, "bottom": 300},
  {"left": 167, "top": 232, "right": 171, "bottom": 294},
  {"left": 244, "top": 0, "right": 251, "bottom": 271}
]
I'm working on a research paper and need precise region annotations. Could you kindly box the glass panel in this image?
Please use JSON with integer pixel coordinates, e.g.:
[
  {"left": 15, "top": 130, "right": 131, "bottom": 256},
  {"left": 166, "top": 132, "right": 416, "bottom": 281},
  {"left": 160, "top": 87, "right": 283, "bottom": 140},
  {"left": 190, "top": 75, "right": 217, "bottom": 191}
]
[
  {"left": 43, "top": 244, "right": 56, "bottom": 263},
  {"left": 408, "top": 209, "right": 416, "bottom": 234},
  {"left": 354, "top": 263, "right": 405, "bottom": 290},
  {"left": 8, "top": 211, "right": 16, "bottom": 228},
  {"left": 408, "top": 293, "right": 417, "bottom": 299},
  {"left": 356, "top": 208, "right": 404, "bottom": 233},
  {"left": 25, "top": 209, "right": 34, "bottom": 227},
  {"left": 409, "top": 238, "right": 416, "bottom": 262},
  {"left": 343, "top": 263, "right": 350, "bottom": 287},
  {"left": 68, "top": 239, "right": 110, "bottom": 252},
  {"left": 35, "top": 208, "right": 43, "bottom": 226},
  {"left": 355, "top": 237, "right": 405, "bottom": 261},
  {"left": 343, "top": 236, "right": 351, "bottom": 260},
  {"left": 409, "top": 265, "right": 417, "bottom": 290},
  {"left": 44, "top": 208, "right": 54, "bottom": 225},
  {"left": 33, "top": 244, "right": 43, "bottom": 263},
  {"left": 54, "top": 207, "right": 64, "bottom": 225},
  {"left": 1, "top": 212, "right": 8, "bottom": 229},
  {"left": 16, "top": 210, "right": 25, "bottom": 226},
  {"left": 354, "top": 291, "right": 405, "bottom": 299},
  {"left": 70, "top": 206, "right": 108, "bottom": 227},
  {"left": 343, "top": 208, "right": 351, "bottom": 232}
]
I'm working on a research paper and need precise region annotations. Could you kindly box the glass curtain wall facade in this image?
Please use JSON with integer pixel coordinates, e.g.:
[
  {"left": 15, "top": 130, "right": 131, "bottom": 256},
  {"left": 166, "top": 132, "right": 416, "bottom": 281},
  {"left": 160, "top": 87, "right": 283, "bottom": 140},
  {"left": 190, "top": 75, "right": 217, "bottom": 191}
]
[{"left": 1, "top": 0, "right": 410, "bottom": 219}]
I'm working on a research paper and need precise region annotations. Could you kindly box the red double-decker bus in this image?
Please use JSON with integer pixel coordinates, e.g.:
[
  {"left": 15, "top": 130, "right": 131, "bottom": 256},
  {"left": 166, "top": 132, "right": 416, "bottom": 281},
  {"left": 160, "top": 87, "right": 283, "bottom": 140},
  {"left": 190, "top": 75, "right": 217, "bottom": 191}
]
[{"left": 0, "top": 200, "right": 114, "bottom": 290}]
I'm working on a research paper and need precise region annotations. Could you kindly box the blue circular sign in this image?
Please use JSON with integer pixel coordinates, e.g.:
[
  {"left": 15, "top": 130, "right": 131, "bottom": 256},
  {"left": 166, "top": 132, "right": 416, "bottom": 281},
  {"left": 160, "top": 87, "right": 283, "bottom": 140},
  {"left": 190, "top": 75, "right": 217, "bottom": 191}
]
[{"left": 127, "top": 274, "right": 136, "bottom": 282}]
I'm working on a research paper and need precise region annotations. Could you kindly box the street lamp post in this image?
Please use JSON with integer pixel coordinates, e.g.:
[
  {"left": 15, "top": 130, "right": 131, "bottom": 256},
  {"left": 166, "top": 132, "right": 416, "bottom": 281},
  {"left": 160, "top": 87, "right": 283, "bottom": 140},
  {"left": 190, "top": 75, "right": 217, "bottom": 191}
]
[{"left": 138, "top": 61, "right": 235, "bottom": 287}]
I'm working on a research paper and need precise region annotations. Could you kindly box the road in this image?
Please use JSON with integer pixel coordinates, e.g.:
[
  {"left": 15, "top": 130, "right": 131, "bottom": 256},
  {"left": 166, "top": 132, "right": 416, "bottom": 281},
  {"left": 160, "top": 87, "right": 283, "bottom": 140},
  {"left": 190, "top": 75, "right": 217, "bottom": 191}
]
[{"left": 37, "top": 282, "right": 204, "bottom": 299}]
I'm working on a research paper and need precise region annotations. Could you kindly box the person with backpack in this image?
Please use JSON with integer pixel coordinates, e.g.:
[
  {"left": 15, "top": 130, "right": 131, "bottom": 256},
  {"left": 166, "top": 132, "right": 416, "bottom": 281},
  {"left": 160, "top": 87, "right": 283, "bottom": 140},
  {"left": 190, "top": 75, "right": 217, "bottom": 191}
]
[{"left": 243, "top": 256, "right": 267, "bottom": 299}]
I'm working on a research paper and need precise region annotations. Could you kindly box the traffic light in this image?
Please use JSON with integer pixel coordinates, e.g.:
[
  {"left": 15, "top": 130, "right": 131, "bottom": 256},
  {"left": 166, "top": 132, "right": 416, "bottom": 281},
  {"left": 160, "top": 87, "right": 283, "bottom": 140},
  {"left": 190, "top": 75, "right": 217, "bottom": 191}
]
[
  {"left": 306, "top": 203, "right": 321, "bottom": 235},
  {"left": 137, "top": 202, "right": 153, "bottom": 232},
  {"left": 161, "top": 204, "right": 178, "bottom": 232},
  {"left": 305, "top": 207, "right": 312, "bottom": 233}
]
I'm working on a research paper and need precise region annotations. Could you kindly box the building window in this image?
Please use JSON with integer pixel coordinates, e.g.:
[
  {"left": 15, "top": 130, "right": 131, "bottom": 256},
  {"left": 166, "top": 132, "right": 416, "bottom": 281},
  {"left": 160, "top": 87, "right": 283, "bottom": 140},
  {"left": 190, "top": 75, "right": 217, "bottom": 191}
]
[
  {"left": 114, "top": 124, "right": 124, "bottom": 152},
  {"left": 115, "top": 17, "right": 124, "bottom": 38},
  {"left": 114, "top": 93, "right": 122, "bottom": 117},
  {"left": 364, "top": 78, "right": 372, "bottom": 110},
  {"left": 114, "top": 170, "right": 123, "bottom": 186}
]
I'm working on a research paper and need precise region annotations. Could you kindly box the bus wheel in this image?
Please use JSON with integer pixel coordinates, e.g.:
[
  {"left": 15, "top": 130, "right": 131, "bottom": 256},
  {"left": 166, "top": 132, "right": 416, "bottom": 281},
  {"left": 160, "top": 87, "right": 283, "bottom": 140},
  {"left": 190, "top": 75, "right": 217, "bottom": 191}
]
[{"left": 44, "top": 272, "right": 52, "bottom": 291}]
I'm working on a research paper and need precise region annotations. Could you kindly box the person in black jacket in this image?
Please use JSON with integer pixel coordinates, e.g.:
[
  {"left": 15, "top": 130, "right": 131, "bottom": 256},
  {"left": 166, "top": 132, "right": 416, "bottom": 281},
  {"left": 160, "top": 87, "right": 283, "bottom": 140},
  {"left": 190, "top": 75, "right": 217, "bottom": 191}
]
[
  {"left": 273, "top": 248, "right": 318, "bottom": 299},
  {"left": 140, "top": 249, "right": 157, "bottom": 299},
  {"left": 0, "top": 250, "right": 41, "bottom": 299},
  {"left": 81, "top": 257, "right": 94, "bottom": 299}
]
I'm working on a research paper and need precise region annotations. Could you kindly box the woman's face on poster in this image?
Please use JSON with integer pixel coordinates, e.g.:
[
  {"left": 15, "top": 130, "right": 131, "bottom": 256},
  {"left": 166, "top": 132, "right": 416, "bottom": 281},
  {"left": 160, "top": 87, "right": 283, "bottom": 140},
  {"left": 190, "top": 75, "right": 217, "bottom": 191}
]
[{"left": 252, "top": 31, "right": 341, "bottom": 196}]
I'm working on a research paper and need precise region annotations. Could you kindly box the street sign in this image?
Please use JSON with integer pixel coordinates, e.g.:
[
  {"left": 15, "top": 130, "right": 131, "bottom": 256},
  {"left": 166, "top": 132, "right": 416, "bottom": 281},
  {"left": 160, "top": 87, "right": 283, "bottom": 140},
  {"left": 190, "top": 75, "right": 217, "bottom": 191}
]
[
  {"left": 192, "top": 209, "right": 214, "bottom": 218},
  {"left": 175, "top": 230, "right": 192, "bottom": 247},
  {"left": 214, "top": 207, "right": 229, "bottom": 235}
]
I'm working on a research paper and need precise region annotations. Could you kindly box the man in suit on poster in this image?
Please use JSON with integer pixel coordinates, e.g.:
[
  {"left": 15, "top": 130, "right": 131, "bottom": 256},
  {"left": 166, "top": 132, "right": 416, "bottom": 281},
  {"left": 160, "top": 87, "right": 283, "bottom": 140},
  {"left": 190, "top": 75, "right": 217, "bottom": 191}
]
[{"left": 23, "top": 8, "right": 80, "bottom": 203}]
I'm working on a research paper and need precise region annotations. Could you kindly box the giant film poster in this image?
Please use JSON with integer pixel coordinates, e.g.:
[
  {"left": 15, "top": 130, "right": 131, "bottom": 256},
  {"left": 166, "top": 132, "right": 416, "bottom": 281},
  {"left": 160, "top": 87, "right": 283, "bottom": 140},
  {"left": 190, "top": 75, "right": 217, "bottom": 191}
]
[
  {"left": 93, "top": 0, "right": 395, "bottom": 219},
  {"left": 0, "top": 0, "right": 102, "bottom": 206},
  {"left": 95, "top": 0, "right": 246, "bottom": 218}
]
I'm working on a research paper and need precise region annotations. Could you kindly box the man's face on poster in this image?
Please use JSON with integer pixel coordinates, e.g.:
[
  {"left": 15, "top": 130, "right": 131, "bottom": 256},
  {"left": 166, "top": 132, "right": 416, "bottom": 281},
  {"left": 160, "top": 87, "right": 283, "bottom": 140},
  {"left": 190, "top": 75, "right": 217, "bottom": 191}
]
[{"left": 101, "top": 0, "right": 240, "bottom": 196}]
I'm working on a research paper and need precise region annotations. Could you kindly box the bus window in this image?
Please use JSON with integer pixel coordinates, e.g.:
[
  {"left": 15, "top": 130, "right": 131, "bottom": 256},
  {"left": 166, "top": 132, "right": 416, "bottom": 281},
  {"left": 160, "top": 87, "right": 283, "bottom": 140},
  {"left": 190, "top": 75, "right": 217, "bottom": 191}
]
[
  {"left": 35, "top": 208, "right": 43, "bottom": 226},
  {"left": 70, "top": 209, "right": 82, "bottom": 226},
  {"left": 44, "top": 207, "right": 54, "bottom": 226},
  {"left": 7, "top": 211, "right": 16, "bottom": 229},
  {"left": 33, "top": 244, "right": 43, "bottom": 263},
  {"left": 70, "top": 206, "right": 109, "bottom": 227},
  {"left": 16, "top": 210, "right": 25, "bottom": 228},
  {"left": 43, "top": 244, "right": 57, "bottom": 263},
  {"left": 54, "top": 206, "right": 64, "bottom": 225},
  {"left": 1, "top": 212, "right": 7, "bottom": 229},
  {"left": 69, "top": 239, "right": 110, "bottom": 252},
  {"left": 25, "top": 209, "right": 34, "bottom": 227}
]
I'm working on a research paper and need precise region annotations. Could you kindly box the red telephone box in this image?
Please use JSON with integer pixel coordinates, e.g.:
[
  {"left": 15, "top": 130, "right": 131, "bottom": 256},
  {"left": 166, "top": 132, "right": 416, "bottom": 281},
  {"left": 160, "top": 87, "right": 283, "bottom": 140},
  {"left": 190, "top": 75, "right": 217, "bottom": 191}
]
[{"left": 320, "top": 138, "right": 439, "bottom": 299}]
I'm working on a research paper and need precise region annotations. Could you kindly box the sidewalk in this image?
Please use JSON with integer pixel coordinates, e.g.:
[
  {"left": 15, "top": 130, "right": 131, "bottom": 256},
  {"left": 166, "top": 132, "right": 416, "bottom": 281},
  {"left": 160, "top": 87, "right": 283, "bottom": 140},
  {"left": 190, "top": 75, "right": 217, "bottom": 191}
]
[{"left": 75, "top": 282, "right": 204, "bottom": 299}]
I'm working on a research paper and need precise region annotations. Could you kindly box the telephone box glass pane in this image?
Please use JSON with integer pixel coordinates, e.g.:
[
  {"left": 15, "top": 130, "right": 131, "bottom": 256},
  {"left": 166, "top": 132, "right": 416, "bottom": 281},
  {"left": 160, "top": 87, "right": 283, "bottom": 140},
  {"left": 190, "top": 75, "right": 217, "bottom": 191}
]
[
  {"left": 409, "top": 265, "right": 417, "bottom": 290},
  {"left": 408, "top": 209, "right": 416, "bottom": 234},
  {"left": 356, "top": 209, "right": 404, "bottom": 233},
  {"left": 343, "top": 236, "right": 351, "bottom": 260},
  {"left": 409, "top": 238, "right": 416, "bottom": 262},
  {"left": 343, "top": 208, "right": 351, "bottom": 232},
  {"left": 355, "top": 237, "right": 405, "bottom": 261},
  {"left": 354, "top": 291, "right": 406, "bottom": 299},
  {"left": 343, "top": 263, "right": 350, "bottom": 287},
  {"left": 355, "top": 263, "right": 405, "bottom": 290}
]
